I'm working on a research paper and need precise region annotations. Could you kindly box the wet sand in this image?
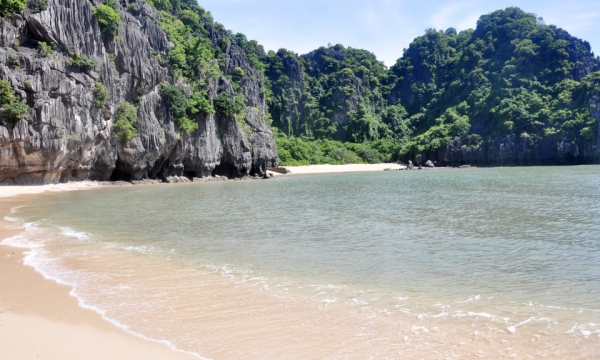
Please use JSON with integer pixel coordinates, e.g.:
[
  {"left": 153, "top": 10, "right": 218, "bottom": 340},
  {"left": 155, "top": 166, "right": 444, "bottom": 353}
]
[{"left": 0, "top": 191, "right": 196, "bottom": 360}]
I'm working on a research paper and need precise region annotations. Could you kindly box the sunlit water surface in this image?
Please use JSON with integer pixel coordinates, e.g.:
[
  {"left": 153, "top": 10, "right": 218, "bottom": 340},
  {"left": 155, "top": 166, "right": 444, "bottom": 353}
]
[{"left": 4, "top": 166, "right": 600, "bottom": 358}]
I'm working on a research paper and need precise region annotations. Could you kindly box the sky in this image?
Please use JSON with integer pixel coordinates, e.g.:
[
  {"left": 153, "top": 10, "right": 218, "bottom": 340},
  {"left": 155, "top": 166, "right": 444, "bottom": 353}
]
[{"left": 197, "top": 0, "right": 600, "bottom": 66}]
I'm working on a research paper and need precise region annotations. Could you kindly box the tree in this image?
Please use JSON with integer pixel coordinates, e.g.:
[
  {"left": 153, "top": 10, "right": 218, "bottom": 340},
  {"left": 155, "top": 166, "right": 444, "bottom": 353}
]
[
  {"left": 0, "top": 0, "right": 27, "bottom": 17},
  {"left": 93, "top": 5, "right": 121, "bottom": 36},
  {"left": 113, "top": 102, "right": 138, "bottom": 143}
]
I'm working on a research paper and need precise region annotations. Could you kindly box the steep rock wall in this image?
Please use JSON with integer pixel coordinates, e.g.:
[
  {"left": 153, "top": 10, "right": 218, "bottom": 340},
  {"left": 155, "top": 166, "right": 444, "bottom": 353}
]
[{"left": 0, "top": 0, "right": 277, "bottom": 185}]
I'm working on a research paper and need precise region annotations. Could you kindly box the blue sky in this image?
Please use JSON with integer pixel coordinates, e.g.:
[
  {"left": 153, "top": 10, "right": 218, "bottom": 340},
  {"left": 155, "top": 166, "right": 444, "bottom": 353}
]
[{"left": 197, "top": 0, "right": 600, "bottom": 66}]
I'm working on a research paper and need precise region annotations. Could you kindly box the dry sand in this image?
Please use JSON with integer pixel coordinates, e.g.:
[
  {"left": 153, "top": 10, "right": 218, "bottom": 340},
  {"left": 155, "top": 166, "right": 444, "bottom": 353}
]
[
  {"left": 0, "top": 189, "right": 197, "bottom": 360},
  {"left": 271, "top": 163, "right": 406, "bottom": 176}
]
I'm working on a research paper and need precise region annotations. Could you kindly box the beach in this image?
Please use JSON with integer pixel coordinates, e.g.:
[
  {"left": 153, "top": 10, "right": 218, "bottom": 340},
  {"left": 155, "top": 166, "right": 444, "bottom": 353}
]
[
  {"left": 0, "top": 168, "right": 402, "bottom": 359},
  {"left": 0, "top": 187, "right": 196, "bottom": 360},
  {"left": 270, "top": 162, "right": 407, "bottom": 175},
  {"left": 1, "top": 167, "right": 599, "bottom": 359}
]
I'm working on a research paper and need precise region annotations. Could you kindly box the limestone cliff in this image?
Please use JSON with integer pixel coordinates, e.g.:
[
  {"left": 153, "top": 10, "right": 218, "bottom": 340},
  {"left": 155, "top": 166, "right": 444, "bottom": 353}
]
[{"left": 0, "top": 0, "right": 277, "bottom": 184}]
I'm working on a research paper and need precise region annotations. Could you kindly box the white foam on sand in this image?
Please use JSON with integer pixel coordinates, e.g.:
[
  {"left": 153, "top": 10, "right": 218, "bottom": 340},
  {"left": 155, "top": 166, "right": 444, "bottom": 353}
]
[
  {"left": 1, "top": 216, "right": 210, "bottom": 360},
  {"left": 0, "top": 181, "right": 103, "bottom": 198}
]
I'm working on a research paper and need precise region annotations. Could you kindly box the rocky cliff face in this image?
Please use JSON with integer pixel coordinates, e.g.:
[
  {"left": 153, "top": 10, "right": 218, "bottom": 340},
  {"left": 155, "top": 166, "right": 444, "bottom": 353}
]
[
  {"left": 0, "top": 0, "right": 277, "bottom": 185},
  {"left": 412, "top": 92, "right": 600, "bottom": 167}
]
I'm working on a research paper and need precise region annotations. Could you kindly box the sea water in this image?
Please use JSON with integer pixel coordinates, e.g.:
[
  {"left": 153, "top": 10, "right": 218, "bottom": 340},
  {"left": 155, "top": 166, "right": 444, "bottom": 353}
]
[{"left": 4, "top": 166, "right": 600, "bottom": 358}]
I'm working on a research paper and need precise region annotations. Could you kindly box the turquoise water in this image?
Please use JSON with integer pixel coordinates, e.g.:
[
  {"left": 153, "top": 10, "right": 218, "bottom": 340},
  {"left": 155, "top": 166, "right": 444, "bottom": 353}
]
[{"left": 5, "top": 166, "right": 600, "bottom": 357}]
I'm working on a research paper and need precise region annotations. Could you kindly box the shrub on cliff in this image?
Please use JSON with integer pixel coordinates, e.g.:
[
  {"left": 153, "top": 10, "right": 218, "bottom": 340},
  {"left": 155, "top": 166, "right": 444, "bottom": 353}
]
[
  {"left": 0, "top": 80, "right": 29, "bottom": 125},
  {"left": 188, "top": 91, "right": 214, "bottom": 116},
  {"left": 0, "top": 80, "right": 15, "bottom": 105},
  {"left": 39, "top": 41, "right": 55, "bottom": 57},
  {"left": 93, "top": 4, "right": 121, "bottom": 37},
  {"left": 159, "top": 84, "right": 199, "bottom": 133},
  {"left": 0, "top": 0, "right": 27, "bottom": 17},
  {"left": 93, "top": 83, "right": 109, "bottom": 108},
  {"left": 114, "top": 102, "right": 138, "bottom": 143},
  {"left": 3, "top": 101, "right": 29, "bottom": 123},
  {"left": 70, "top": 54, "right": 96, "bottom": 72},
  {"left": 30, "top": 0, "right": 47, "bottom": 12},
  {"left": 214, "top": 92, "right": 245, "bottom": 118},
  {"left": 159, "top": 84, "right": 188, "bottom": 118}
]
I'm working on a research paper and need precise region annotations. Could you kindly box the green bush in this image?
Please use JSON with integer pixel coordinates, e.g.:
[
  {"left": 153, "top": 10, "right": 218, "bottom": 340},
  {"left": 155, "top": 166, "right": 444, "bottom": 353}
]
[
  {"left": 70, "top": 54, "right": 96, "bottom": 71},
  {"left": 128, "top": 3, "right": 139, "bottom": 14},
  {"left": 159, "top": 84, "right": 188, "bottom": 118},
  {"left": 3, "top": 101, "right": 29, "bottom": 123},
  {"left": 232, "top": 67, "right": 245, "bottom": 82},
  {"left": 214, "top": 92, "right": 245, "bottom": 118},
  {"left": 38, "top": 41, "right": 55, "bottom": 57},
  {"left": 113, "top": 102, "right": 138, "bottom": 143},
  {"left": 8, "top": 54, "right": 19, "bottom": 69},
  {"left": 0, "top": 0, "right": 27, "bottom": 17},
  {"left": 92, "top": 83, "right": 109, "bottom": 108},
  {"left": 147, "top": 0, "right": 171, "bottom": 11},
  {"left": 30, "top": 0, "right": 47, "bottom": 12},
  {"left": 0, "top": 80, "right": 28, "bottom": 125},
  {"left": 357, "top": 147, "right": 383, "bottom": 163},
  {"left": 188, "top": 90, "right": 214, "bottom": 116},
  {"left": 93, "top": 5, "right": 121, "bottom": 36},
  {"left": 159, "top": 84, "right": 199, "bottom": 133},
  {"left": 175, "top": 115, "right": 198, "bottom": 133},
  {"left": 0, "top": 80, "right": 16, "bottom": 105},
  {"left": 327, "top": 148, "right": 363, "bottom": 164}
]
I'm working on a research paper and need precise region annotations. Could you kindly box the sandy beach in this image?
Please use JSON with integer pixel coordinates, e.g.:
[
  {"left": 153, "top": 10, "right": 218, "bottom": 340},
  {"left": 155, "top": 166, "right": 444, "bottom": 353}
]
[
  {"left": 271, "top": 162, "right": 406, "bottom": 175},
  {"left": 0, "top": 187, "right": 196, "bottom": 360}
]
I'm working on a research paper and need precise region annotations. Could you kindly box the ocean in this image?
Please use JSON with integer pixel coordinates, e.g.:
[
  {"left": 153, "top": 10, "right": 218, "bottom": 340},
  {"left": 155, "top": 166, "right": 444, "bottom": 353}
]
[{"left": 4, "top": 166, "right": 600, "bottom": 358}]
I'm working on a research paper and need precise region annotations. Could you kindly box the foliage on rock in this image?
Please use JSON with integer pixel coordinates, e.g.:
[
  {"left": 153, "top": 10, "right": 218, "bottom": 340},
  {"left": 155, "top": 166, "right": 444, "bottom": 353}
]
[
  {"left": 93, "top": 3, "right": 120, "bottom": 37},
  {"left": 0, "top": 80, "right": 28, "bottom": 125},
  {"left": 0, "top": 0, "right": 27, "bottom": 17},
  {"left": 93, "top": 83, "right": 109, "bottom": 108},
  {"left": 262, "top": 7, "right": 600, "bottom": 164},
  {"left": 70, "top": 54, "right": 96, "bottom": 72},
  {"left": 113, "top": 102, "right": 138, "bottom": 143}
]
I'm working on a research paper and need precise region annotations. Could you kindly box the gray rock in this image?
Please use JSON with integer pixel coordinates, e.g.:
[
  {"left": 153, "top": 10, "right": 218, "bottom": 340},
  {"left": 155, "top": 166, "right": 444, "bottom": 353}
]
[{"left": 0, "top": 0, "right": 277, "bottom": 185}]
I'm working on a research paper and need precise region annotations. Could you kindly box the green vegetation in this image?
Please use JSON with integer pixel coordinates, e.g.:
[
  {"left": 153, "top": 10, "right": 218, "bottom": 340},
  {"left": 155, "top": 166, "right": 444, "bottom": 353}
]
[
  {"left": 382, "top": 8, "right": 600, "bottom": 160},
  {"left": 8, "top": 54, "right": 19, "bottom": 69},
  {"left": 0, "top": 0, "right": 26, "bottom": 17},
  {"left": 214, "top": 92, "right": 245, "bottom": 118},
  {"left": 93, "top": 3, "right": 121, "bottom": 37},
  {"left": 159, "top": 84, "right": 199, "bottom": 133},
  {"left": 0, "top": 80, "right": 29, "bottom": 125},
  {"left": 92, "top": 83, "right": 109, "bottom": 108},
  {"left": 38, "top": 41, "right": 55, "bottom": 57},
  {"left": 5, "top": 1, "right": 595, "bottom": 167},
  {"left": 128, "top": 3, "right": 139, "bottom": 14},
  {"left": 262, "top": 7, "right": 600, "bottom": 164},
  {"left": 188, "top": 90, "right": 214, "bottom": 116},
  {"left": 275, "top": 129, "right": 402, "bottom": 165},
  {"left": 30, "top": 0, "right": 47, "bottom": 12},
  {"left": 114, "top": 102, "right": 138, "bottom": 143},
  {"left": 70, "top": 54, "right": 96, "bottom": 72},
  {"left": 142, "top": 0, "right": 264, "bottom": 132}
]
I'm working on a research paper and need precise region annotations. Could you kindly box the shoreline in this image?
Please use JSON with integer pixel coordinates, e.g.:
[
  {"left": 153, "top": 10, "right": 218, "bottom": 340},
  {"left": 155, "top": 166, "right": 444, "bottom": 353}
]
[
  {"left": 271, "top": 162, "right": 408, "bottom": 175},
  {"left": 0, "top": 189, "right": 197, "bottom": 359},
  {"left": 1, "top": 171, "right": 598, "bottom": 358}
]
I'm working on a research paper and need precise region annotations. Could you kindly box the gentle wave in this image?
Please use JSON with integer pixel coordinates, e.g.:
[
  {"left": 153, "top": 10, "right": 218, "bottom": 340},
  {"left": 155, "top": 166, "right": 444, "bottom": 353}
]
[
  {"left": 4, "top": 215, "right": 597, "bottom": 342},
  {"left": 2, "top": 216, "right": 209, "bottom": 360}
]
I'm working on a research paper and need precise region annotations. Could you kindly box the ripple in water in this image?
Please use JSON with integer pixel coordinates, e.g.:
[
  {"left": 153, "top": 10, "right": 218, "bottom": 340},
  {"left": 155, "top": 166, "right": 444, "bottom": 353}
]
[{"left": 4, "top": 166, "right": 600, "bottom": 358}]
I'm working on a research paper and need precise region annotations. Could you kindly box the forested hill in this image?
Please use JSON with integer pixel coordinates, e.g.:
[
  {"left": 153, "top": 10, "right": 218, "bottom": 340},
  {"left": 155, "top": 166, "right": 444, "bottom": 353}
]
[
  {"left": 263, "top": 8, "right": 600, "bottom": 166},
  {"left": 2, "top": 3, "right": 600, "bottom": 185}
]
